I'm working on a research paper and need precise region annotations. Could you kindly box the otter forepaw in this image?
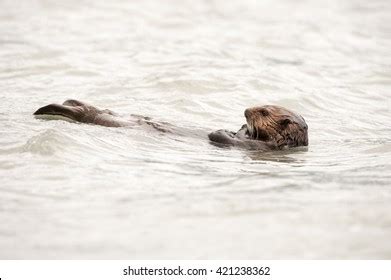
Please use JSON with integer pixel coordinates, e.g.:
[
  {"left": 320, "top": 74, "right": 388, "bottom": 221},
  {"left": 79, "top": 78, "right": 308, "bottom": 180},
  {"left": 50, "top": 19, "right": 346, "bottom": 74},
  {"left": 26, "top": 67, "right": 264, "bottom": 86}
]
[{"left": 208, "top": 129, "right": 236, "bottom": 145}]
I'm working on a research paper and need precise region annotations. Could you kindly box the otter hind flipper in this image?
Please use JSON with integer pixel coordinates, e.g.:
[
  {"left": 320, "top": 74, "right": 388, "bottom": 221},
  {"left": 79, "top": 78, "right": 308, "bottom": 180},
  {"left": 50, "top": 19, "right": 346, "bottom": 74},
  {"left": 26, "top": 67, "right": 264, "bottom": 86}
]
[{"left": 33, "top": 103, "right": 83, "bottom": 122}]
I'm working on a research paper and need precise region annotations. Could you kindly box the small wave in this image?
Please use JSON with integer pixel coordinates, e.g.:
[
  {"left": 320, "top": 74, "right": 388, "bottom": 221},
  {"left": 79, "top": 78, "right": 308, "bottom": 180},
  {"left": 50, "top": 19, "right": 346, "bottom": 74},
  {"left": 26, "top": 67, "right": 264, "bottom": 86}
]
[
  {"left": 21, "top": 129, "right": 76, "bottom": 156},
  {"left": 64, "top": 69, "right": 100, "bottom": 77}
]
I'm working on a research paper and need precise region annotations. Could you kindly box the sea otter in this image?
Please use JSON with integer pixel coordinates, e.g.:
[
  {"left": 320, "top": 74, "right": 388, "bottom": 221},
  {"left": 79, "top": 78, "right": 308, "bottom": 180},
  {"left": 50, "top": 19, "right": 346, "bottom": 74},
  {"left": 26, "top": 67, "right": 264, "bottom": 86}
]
[
  {"left": 208, "top": 105, "right": 308, "bottom": 150},
  {"left": 34, "top": 100, "right": 308, "bottom": 150}
]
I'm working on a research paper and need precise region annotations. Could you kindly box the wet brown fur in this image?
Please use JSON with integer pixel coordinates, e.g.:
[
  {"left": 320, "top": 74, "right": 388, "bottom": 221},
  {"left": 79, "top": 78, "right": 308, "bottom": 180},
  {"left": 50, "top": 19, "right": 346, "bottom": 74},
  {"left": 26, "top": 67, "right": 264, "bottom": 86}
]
[{"left": 244, "top": 105, "right": 308, "bottom": 148}]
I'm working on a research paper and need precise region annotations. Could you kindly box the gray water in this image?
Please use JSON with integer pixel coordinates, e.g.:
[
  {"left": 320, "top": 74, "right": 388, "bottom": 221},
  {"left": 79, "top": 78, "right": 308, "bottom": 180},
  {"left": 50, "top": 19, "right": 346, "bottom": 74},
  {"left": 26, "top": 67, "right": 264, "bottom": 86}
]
[{"left": 1, "top": 0, "right": 391, "bottom": 259}]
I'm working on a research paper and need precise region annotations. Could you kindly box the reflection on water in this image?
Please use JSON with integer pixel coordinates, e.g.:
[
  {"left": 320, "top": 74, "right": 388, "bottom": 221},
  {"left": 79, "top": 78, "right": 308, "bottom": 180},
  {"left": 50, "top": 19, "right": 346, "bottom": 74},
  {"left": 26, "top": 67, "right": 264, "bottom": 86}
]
[
  {"left": 1, "top": 0, "right": 391, "bottom": 259},
  {"left": 245, "top": 148, "right": 308, "bottom": 163}
]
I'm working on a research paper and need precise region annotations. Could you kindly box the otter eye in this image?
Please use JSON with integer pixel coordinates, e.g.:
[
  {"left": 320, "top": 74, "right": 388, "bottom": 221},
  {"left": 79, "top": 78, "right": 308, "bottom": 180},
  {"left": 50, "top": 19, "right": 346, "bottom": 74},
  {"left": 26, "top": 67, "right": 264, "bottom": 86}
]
[
  {"left": 279, "top": 119, "right": 291, "bottom": 127},
  {"left": 258, "top": 108, "right": 268, "bottom": 116}
]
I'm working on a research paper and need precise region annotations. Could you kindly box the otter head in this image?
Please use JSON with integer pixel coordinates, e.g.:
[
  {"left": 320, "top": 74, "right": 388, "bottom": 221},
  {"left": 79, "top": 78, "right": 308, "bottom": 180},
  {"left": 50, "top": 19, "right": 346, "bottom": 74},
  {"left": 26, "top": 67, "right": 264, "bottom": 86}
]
[{"left": 244, "top": 105, "right": 308, "bottom": 148}]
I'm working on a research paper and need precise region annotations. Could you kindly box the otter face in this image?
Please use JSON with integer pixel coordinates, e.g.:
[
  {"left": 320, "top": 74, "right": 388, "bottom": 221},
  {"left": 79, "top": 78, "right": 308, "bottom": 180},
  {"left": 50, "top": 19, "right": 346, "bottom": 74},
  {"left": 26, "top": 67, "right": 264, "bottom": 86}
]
[{"left": 244, "top": 105, "right": 308, "bottom": 148}]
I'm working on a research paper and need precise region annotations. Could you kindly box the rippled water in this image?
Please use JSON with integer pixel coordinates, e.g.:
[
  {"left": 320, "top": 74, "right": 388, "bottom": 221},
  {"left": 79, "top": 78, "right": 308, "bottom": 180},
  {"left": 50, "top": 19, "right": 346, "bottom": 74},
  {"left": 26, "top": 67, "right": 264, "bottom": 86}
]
[{"left": 1, "top": 0, "right": 391, "bottom": 259}]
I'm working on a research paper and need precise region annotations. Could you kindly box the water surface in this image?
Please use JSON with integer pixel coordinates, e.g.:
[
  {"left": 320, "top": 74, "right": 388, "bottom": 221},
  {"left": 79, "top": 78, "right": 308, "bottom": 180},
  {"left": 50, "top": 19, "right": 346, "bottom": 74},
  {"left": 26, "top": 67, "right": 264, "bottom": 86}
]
[{"left": 1, "top": 0, "right": 391, "bottom": 259}]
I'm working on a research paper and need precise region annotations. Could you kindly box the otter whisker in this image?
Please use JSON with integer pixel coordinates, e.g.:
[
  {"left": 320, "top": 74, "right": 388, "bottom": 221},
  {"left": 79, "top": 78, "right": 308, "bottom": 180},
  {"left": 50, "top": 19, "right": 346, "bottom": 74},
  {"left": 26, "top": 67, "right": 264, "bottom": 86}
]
[{"left": 247, "top": 119, "right": 253, "bottom": 137}]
